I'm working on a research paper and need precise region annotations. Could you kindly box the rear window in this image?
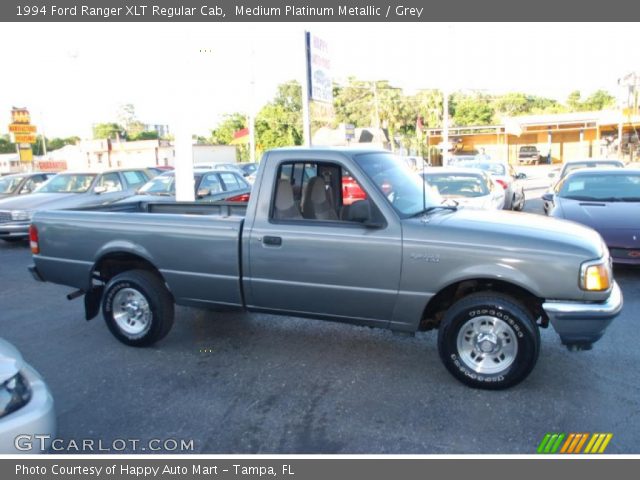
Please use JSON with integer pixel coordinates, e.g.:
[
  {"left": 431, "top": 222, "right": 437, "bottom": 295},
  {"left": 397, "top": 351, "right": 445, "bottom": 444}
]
[
  {"left": 424, "top": 173, "right": 490, "bottom": 197},
  {"left": 122, "top": 170, "right": 148, "bottom": 188}
]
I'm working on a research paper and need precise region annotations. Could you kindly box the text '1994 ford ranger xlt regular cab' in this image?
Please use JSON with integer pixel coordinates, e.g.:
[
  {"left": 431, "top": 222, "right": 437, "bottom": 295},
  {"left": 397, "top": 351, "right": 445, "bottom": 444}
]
[{"left": 28, "top": 148, "right": 623, "bottom": 389}]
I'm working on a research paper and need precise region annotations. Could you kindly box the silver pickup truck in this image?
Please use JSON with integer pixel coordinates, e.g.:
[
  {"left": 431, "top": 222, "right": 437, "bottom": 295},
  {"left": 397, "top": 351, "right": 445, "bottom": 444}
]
[{"left": 28, "top": 147, "right": 623, "bottom": 389}]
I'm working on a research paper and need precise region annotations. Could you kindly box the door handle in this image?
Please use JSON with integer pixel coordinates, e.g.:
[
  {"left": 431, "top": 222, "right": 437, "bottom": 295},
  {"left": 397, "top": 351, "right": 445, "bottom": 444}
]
[{"left": 263, "top": 236, "right": 282, "bottom": 246}]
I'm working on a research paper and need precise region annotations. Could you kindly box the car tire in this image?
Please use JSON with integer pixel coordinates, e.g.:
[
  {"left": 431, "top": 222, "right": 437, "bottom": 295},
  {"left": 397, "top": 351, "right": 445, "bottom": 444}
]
[
  {"left": 514, "top": 192, "right": 525, "bottom": 211},
  {"left": 102, "top": 269, "right": 174, "bottom": 347},
  {"left": 437, "top": 292, "right": 540, "bottom": 390}
]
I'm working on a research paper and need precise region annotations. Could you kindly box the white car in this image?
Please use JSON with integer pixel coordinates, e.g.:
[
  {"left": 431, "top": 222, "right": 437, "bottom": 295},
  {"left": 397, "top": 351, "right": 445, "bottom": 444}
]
[
  {"left": 464, "top": 161, "right": 526, "bottom": 210},
  {"left": 420, "top": 167, "right": 505, "bottom": 210},
  {"left": 0, "top": 338, "right": 55, "bottom": 453}
]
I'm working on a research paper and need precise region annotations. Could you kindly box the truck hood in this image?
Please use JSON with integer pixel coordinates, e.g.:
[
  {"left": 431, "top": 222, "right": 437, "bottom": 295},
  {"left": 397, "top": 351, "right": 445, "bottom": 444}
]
[
  {"left": 0, "top": 192, "right": 88, "bottom": 211},
  {"left": 0, "top": 338, "right": 24, "bottom": 384},
  {"left": 406, "top": 208, "right": 604, "bottom": 259}
]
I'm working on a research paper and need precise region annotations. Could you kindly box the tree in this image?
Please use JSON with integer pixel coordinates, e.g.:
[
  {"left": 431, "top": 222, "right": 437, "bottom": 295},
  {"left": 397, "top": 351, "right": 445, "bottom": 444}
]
[
  {"left": 128, "top": 131, "right": 159, "bottom": 141},
  {"left": 567, "top": 90, "right": 582, "bottom": 111},
  {"left": 450, "top": 93, "right": 494, "bottom": 126},
  {"left": 255, "top": 80, "right": 303, "bottom": 153},
  {"left": 0, "top": 135, "right": 15, "bottom": 154},
  {"left": 209, "top": 113, "right": 247, "bottom": 144},
  {"left": 93, "top": 123, "right": 126, "bottom": 140},
  {"left": 582, "top": 90, "right": 616, "bottom": 111}
]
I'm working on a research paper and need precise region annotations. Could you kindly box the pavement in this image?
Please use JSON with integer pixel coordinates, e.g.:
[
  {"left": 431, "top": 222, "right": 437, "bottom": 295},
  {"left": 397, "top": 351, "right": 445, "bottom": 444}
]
[{"left": 1, "top": 184, "right": 639, "bottom": 454}]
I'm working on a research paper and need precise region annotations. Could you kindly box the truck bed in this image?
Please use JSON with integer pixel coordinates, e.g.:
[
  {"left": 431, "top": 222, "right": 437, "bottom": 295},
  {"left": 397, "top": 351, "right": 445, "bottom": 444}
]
[{"left": 32, "top": 201, "right": 248, "bottom": 309}]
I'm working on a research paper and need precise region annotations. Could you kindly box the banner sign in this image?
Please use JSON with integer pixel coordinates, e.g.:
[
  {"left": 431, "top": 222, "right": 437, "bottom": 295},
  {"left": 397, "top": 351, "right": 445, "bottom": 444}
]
[{"left": 307, "top": 33, "right": 332, "bottom": 104}]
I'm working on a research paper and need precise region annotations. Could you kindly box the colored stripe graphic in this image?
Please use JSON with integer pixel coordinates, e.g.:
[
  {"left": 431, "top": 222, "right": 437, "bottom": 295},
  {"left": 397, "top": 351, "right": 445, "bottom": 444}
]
[{"left": 538, "top": 433, "right": 612, "bottom": 454}]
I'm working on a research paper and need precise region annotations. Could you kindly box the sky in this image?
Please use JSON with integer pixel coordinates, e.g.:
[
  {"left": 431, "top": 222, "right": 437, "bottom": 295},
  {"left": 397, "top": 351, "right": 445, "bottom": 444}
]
[{"left": 1, "top": 22, "right": 638, "bottom": 138}]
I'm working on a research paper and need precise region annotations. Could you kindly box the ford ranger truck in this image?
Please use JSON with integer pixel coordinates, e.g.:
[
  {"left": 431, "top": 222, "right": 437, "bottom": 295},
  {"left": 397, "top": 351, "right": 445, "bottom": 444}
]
[{"left": 28, "top": 147, "right": 623, "bottom": 389}]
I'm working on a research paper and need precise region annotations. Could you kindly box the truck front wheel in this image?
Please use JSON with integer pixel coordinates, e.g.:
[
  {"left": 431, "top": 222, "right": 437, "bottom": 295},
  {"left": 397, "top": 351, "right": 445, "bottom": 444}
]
[
  {"left": 102, "top": 269, "right": 174, "bottom": 347},
  {"left": 437, "top": 292, "right": 540, "bottom": 389}
]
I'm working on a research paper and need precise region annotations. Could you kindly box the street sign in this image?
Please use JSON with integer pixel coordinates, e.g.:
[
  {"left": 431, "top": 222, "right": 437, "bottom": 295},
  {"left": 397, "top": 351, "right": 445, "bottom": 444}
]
[
  {"left": 18, "top": 146, "right": 33, "bottom": 163},
  {"left": 345, "top": 123, "right": 355, "bottom": 140},
  {"left": 8, "top": 124, "right": 37, "bottom": 133},
  {"left": 307, "top": 33, "right": 333, "bottom": 104},
  {"left": 11, "top": 107, "right": 31, "bottom": 124},
  {"left": 13, "top": 133, "right": 37, "bottom": 144}
]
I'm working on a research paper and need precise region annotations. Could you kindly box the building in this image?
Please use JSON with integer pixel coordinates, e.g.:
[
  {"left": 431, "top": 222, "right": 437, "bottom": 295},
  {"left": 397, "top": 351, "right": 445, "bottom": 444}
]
[
  {"left": 0, "top": 153, "right": 20, "bottom": 174},
  {"left": 426, "top": 110, "right": 640, "bottom": 165},
  {"left": 312, "top": 125, "right": 392, "bottom": 150}
]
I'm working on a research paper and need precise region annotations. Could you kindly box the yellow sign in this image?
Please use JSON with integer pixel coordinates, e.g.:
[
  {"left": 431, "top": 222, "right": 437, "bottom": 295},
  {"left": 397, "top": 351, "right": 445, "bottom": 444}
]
[
  {"left": 9, "top": 124, "right": 37, "bottom": 133},
  {"left": 11, "top": 107, "right": 31, "bottom": 124},
  {"left": 14, "top": 133, "right": 37, "bottom": 144},
  {"left": 18, "top": 146, "right": 33, "bottom": 163}
]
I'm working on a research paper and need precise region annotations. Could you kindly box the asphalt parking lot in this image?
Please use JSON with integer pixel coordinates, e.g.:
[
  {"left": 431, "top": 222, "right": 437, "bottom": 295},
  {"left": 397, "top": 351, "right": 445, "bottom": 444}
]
[{"left": 1, "top": 178, "right": 639, "bottom": 454}]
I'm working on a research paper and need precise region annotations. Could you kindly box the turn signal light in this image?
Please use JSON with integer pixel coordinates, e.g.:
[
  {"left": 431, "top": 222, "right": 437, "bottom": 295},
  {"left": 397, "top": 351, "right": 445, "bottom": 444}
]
[
  {"left": 581, "top": 262, "right": 611, "bottom": 291},
  {"left": 29, "top": 224, "right": 39, "bottom": 254},
  {"left": 496, "top": 179, "right": 508, "bottom": 189}
]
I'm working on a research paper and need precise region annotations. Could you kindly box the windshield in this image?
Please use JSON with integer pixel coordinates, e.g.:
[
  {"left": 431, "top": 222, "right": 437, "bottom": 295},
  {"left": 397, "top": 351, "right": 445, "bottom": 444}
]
[
  {"left": 563, "top": 162, "right": 624, "bottom": 177},
  {"left": 558, "top": 173, "right": 640, "bottom": 201},
  {"left": 466, "top": 162, "right": 506, "bottom": 176},
  {"left": 354, "top": 152, "right": 442, "bottom": 216},
  {"left": 424, "top": 173, "right": 489, "bottom": 198},
  {"left": 0, "top": 175, "right": 26, "bottom": 194},
  {"left": 139, "top": 174, "right": 176, "bottom": 194},
  {"left": 36, "top": 174, "right": 96, "bottom": 193}
]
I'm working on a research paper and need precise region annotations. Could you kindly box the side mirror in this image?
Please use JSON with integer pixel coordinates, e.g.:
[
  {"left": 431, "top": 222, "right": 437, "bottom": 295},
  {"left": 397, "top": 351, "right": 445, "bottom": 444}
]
[
  {"left": 516, "top": 172, "right": 527, "bottom": 180},
  {"left": 196, "top": 188, "right": 210, "bottom": 198},
  {"left": 93, "top": 185, "right": 108, "bottom": 194},
  {"left": 541, "top": 193, "right": 554, "bottom": 202}
]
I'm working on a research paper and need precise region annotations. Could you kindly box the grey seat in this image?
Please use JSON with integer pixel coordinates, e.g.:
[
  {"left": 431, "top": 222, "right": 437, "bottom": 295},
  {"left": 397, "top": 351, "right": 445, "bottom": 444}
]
[
  {"left": 302, "top": 177, "right": 338, "bottom": 220},
  {"left": 273, "top": 179, "right": 302, "bottom": 220}
]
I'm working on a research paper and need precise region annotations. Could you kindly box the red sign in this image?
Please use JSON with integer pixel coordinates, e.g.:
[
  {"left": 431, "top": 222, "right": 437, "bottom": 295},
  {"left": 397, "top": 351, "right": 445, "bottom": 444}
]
[{"left": 36, "top": 160, "right": 67, "bottom": 172}]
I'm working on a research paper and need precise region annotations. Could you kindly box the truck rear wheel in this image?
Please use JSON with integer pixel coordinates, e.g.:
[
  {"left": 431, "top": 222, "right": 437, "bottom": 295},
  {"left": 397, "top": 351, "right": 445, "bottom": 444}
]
[
  {"left": 437, "top": 292, "right": 540, "bottom": 389},
  {"left": 102, "top": 269, "right": 174, "bottom": 347}
]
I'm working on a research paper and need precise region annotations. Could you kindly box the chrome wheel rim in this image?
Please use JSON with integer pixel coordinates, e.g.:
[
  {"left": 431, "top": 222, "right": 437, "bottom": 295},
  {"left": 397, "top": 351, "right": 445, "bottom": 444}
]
[
  {"left": 112, "top": 288, "right": 151, "bottom": 336},
  {"left": 456, "top": 315, "right": 518, "bottom": 374}
]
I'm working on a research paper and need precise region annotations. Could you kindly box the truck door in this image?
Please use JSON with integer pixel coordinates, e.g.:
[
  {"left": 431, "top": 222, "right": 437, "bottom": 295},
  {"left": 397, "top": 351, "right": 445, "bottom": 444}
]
[{"left": 245, "top": 155, "right": 402, "bottom": 327}]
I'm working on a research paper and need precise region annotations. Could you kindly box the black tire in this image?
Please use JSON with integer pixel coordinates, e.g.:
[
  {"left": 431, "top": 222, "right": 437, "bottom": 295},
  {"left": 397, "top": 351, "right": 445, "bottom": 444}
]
[
  {"left": 438, "top": 292, "right": 540, "bottom": 390},
  {"left": 102, "top": 269, "right": 174, "bottom": 347},
  {"left": 514, "top": 192, "right": 525, "bottom": 211}
]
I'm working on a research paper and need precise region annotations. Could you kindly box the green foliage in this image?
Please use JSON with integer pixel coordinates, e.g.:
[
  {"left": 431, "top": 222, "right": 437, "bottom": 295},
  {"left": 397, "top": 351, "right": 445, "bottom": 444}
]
[
  {"left": 254, "top": 80, "right": 303, "bottom": 153},
  {"left": 209, "top": 113, "right": 247, "bottom": 144},
  {"left": 450, "top": 93, "right": 494, "bottom": 126},
  {"left": 128, "top": 130, "right": 159, "bottom": 141},
  {"left": 93, "top": 123, "right": 126, "bottom": 140},
  {"left": 0, "top": 134, "right": 16, "bottom": 154}
]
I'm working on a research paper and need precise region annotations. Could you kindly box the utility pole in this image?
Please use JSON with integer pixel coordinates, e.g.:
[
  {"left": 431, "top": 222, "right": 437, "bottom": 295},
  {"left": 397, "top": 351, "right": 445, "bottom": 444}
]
[{"left": 301, "top": 31, "right": 312, "bottom": 147}]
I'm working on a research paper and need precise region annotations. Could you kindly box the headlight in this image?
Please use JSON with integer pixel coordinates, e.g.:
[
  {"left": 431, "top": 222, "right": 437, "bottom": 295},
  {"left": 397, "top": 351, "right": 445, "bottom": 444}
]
[
  {"left": 580, "top": 258, "right": 612, "bottom": 291},
  {"left": 0, "top": 372, "right": 32, "bottom": 418},
  {"left": 10, "top": 210, "right": 32, "bottom": 222}
]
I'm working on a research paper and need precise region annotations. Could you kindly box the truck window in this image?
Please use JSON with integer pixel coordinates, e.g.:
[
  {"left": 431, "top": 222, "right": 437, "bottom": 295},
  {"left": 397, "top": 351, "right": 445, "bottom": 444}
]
[
  {"left": 97, "top": 173, "right": 123, "bottom": 192},
  {"left": 272, "top": 161, "right": 372, "bottom": 223}
]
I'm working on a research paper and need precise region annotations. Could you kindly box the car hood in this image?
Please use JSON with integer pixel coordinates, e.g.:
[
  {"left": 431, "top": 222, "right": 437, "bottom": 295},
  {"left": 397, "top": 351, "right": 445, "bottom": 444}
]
[
  {"left": 556, "top": 199, "right": 640, "bottom": 230},
  {"left": 405, "top": 208, "right": 604, "bottom": 259},
  {"left": 0, "top": 338, "right": 24, "bottom": 384},
  {"left": 447, "top": 195, "right": 490, "bottom": 209},
  {"left": 0, "top": 192, "right": 82, "bottom": 211}
]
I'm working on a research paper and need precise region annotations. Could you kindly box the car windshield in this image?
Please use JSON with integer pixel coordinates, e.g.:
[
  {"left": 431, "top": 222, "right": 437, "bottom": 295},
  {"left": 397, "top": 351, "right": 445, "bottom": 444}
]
[
  {"left": 559, "top": 173, "right": 640, "bottom": 201},
  {"left": 240, "top": 163, "right": 257, "bottom": 174},
  {"left": 139, "top": 174, "right": 176, "bottom": 194},
  {"left": 424, "top": 173, "right": 489, "bottom": 198},
  {"left": 354, "top": 152, "right": 442, "bottom": 217},
  {"left": 562, "top": 162, "right": 624, "bottom": 177},
  {"left": 0, "top": 175, "right": 26, "bottom": 194},
  {"left": 36, "top": 173, "right": 96, "bottom": 193},
  {"left": 465, "top": 162, "right": 506, "bottom": 176}
]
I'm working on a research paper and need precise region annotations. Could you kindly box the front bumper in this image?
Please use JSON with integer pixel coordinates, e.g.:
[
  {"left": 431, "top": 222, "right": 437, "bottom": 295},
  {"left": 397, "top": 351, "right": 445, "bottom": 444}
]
[
  {"left": 543, "top": 281, "right": 623, "bottom": 349},
  {"left": 0, "top": 362, "right": 56, "bottom": 454},
  {"left": 0, "top": 222, "right": 29, "bottom": 238}
]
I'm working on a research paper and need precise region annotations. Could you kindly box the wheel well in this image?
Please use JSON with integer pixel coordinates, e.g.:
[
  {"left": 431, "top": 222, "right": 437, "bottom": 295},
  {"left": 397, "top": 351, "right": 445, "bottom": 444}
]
[
  {"left": 419, "top": 278, "right": 547, "bottom": 331},
  {"left": 93, "top": 252, "right": 166, "bottom": 286}
]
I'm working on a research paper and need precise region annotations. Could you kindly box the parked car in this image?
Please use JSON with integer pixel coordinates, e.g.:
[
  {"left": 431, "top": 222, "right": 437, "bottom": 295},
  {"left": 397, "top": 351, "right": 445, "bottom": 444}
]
[
  {"left": 0, "top": 338, "right": 55, "bottom": 453},
  {"left": 420, "top": 167, "right": 505, "bottom": 210},
  {"left": 465, "top": 161, "right": 526, "bottom": 210},
  {"left": 0, "top": 173, "right": 56, "bottom": 199},
  {"left": 543, "top": 159, "right": 625, "bottom": 214},
  {"left": 447, "top": 150, "right": 478, "bottom": 166},
  {"left": 518, "top": 146, "right": 543, "bottom": 165},
  {"left": 116, "top": 169, "right": 252, "bottom": 204},
  {"left": 0, "top": 168, "right": 151, "bottom": 242},
  {"left": 29, "top": 147, "right": 623, "bottom": 390},
  {"left": 544, "top": 168, "right": 640, "bottom": 264}
]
